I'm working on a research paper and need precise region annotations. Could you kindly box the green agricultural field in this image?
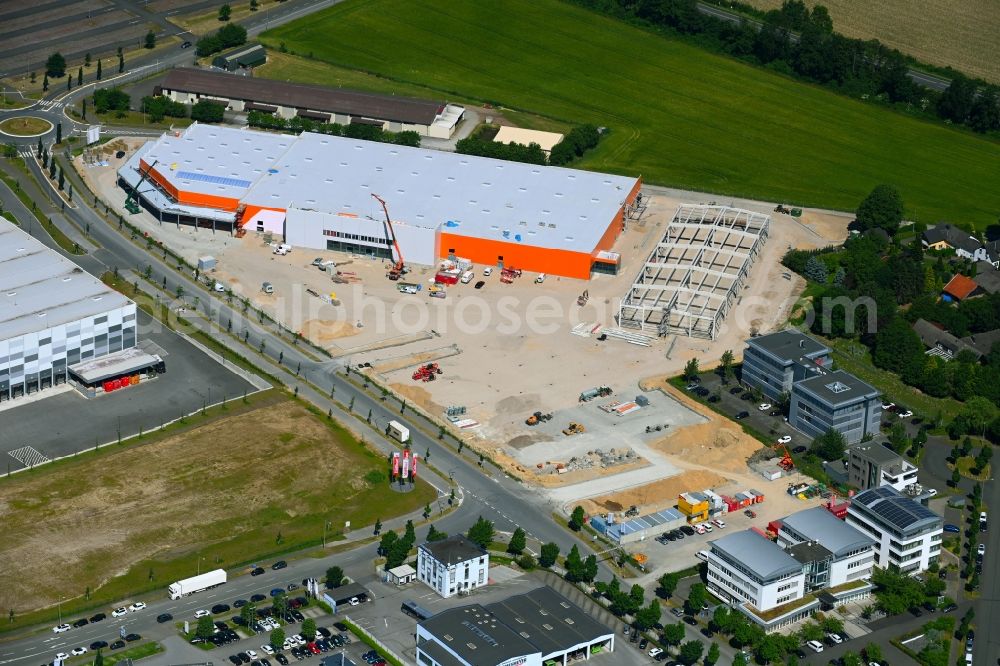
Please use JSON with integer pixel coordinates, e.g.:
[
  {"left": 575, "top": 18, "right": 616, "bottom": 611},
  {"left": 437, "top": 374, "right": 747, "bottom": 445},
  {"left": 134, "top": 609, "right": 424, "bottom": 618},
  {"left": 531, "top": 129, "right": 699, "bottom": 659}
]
[{"left": 262, "top": 0, "right": 1000, "bottom": 229}]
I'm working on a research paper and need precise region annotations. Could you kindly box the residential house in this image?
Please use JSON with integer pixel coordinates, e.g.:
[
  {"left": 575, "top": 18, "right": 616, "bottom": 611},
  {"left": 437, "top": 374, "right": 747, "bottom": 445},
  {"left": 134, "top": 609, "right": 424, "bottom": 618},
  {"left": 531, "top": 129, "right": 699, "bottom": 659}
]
[
  {"left": 973, "top": 262, "right": 1000, "bottom": 293},
  {"left": 942, "top": 274, "right": 983, "bottom": 302},
  {"left": 417, "top": 535, "right": 489, "bottom": 599},
  {"left": 911, "top": 319, "right": 981, "bottom": 361},
  {"left": 922, "top": 224, "right": 988, "bottom": 262}
]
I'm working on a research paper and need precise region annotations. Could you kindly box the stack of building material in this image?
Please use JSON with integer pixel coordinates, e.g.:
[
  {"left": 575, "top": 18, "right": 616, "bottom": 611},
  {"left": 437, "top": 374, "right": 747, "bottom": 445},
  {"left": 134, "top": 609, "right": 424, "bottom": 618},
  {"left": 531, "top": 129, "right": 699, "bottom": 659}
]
[{"left": 601, "top": 327, "right": 653, "bottom": 347}]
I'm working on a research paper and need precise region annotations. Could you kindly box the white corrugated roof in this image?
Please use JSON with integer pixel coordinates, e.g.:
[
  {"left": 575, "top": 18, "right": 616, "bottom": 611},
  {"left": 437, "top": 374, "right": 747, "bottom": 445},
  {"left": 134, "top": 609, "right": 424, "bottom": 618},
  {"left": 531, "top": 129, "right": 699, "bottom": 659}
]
[
  {"left": 0, "top": 220, "right": 131, "bottom": 342},
  {"left": 243, "top": 130, "right": 637, "bottom": 254},
  {"left": 493, "top": 126, "right": 564, "bottom": 153}
]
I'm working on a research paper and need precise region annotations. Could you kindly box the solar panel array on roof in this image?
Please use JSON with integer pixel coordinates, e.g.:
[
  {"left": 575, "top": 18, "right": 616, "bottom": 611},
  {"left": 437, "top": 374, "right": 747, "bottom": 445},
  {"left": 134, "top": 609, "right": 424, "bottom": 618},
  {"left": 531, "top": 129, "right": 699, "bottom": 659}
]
[
  {"left": 852, "top": 486, "right": 940, "bottom": 531},
  {"left": 176, "top": 171, "right": 252, "bottom": 189}
]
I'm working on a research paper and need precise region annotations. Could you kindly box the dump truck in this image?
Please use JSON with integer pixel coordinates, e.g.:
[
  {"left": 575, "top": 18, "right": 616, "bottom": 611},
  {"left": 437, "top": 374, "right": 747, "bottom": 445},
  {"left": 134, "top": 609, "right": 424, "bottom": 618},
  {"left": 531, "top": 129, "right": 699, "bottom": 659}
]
[
  {"left": 562, "top": 422, "right": 586, "bottom": 436},
  {"left": 168, "top": 569, "right": 227, "bottom": 599}
]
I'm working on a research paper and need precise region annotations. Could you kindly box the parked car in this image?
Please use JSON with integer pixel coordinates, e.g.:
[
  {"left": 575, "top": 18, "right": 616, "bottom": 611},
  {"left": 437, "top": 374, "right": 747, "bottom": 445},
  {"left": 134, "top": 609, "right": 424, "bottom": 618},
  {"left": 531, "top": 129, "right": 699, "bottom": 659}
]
[
  {"left": 181, "top": 41, "right": 192, "bottom": 48},
  {"left": 712, "top": 519, "right": 726, "bottom": 529},
  {"left": 483, "top": 267, "right": 493, "bottom": 276},
  {"left": 649, "top": 647, "right": 664, "bottom": 658},
  {"left": 792, "top": 446, "right": 807, "bottom": 454},
  {"left": 826, "top": 633, "right": 843, "bottom": 645},
  {"left": 271, "top": 561, "right": 287, "bottom": 570},
  {"left": 72, "top": 618, "right": 88, "bottom": 628},
  {"left": 758, "top": 403, "right": 772, "bottom": 411},
  {"left": 111, "top": 607, "right": 128, "bottom": 617},
  {"left": 898, "top": 410, "right": 913, "bottom": 418},
  {"left": 125, "top": 633, "right": 141, "bottom": 642},
  {"left": 212, "top": 604, "right": 231, "bottom": 614},
  {"left": 195, "top": 610, "right": 211, "bottom": 618},
  {"left": 110, "top": 640, "right": 126, "bottom": 650},
  {"left": 777, "top": 435, "right": 791, "bottom": 444},
  {"left": 251, "top": 594, "right": 267, "bottom": 603},
  {"left": 978, "top": 543, "right": 986, "bottom": 556},
  {"left": 735, "top": 411, "right": 750, "bottom": 420},
  {"left": 53, "top": 624, "right": 71, "bottom": 633},
  {"left": 251, "top": 567, "right": 265, "bottom": 577},
  {"left": 806, "top": 640, "right": 824, "bottom": 653},
  {"left": 639, "top": 638, "right": 648, "bottom": 650},
  {"left": 270, "top": 589, "right": 284, "bottom": 598},
  {"left": 55, "top": 653, "right": 70, "bottom": 661},
  {"left": 90, "top": 641, "right": 109, "bottom": 651},
  {"left": 275, "top": 654, "right": 289, "bottom": 666},
  {"left": 729, "top": 386, "right": 742, "bottom": 395},
  {"left": 89, "top": 613, "right": 106, "bottom": 623},
  {"left": 744, "top": 509, "right": 756, "bottom": 518}
]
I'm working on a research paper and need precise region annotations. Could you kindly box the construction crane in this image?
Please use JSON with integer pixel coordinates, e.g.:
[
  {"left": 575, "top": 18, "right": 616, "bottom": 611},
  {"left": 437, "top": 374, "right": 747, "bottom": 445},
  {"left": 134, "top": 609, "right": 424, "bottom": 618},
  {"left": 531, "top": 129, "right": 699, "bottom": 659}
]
[
  {"left": 371, "top": 193, "right": 405, "bottom": 280},
  {"left": 125, "top": 159, "right": 157, "bottom": 214}
]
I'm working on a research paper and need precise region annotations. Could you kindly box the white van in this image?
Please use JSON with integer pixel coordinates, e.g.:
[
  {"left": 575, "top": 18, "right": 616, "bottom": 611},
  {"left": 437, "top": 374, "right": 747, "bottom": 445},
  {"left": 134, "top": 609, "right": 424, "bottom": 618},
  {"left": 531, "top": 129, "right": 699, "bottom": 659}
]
[
  {"left": 460, "top": 270, "right": 474, "bottom": 284},
  {"left": 535, "top": 273, "right": 546, "bottom": 284},
  {"left": 273, "top": 243, "right": 291, "bottom": 255},
  {"left": 483, "top": 267, "right": 493, "bottom": 277}
]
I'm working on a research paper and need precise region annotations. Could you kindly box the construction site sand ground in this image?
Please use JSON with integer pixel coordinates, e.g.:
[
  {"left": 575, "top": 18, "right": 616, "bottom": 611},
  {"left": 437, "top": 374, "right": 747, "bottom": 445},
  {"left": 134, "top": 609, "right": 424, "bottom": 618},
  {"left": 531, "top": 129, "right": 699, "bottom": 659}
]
[{"left": 80, "top": 137, "right": 852, "bottom": 519}]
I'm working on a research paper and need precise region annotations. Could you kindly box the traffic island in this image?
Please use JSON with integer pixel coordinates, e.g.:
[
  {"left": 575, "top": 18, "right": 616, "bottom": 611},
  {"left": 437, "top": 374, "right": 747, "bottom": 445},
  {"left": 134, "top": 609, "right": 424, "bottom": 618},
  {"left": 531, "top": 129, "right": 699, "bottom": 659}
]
[{"left": 0, "top": 116, "right": 52, "bottom": 137}]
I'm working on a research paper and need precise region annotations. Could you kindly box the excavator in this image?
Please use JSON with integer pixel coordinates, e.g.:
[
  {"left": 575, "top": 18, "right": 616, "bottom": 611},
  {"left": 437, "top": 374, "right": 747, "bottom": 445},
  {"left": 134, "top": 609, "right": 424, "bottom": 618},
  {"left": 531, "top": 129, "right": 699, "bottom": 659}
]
[
  {"left": 371, "top": 193, "right": 405, "bottom": 280},
  {"left": 125, "top": 159, "right": 157, "bottom": 214}
]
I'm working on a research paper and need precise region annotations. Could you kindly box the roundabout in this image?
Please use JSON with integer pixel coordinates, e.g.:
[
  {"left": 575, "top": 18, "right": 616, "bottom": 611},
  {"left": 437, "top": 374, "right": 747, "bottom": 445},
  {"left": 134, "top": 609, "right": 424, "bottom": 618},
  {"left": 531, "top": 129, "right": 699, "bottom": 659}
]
[{"left": 0, "top": 115, "right": 53, "bottom": 137}]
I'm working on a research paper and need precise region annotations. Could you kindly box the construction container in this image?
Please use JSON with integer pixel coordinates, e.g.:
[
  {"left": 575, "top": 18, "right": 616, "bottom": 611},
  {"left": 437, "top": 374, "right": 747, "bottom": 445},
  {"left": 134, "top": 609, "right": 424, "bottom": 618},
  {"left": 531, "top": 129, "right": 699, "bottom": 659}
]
[
  {"left": 768, "top": 520, "right": 783, "bottom": 535},
  {"left": 734, "top": 492, "right": 754, "bottom": 507},
  {"left": 635, "top": 395, "right": 650, "bottom": 407},
  {"left": 703, "top": 490, "right": 724, "bottom": 510},
  {"left": 197, "top": 255, "right": 216, "bottom": 271},
  {"left": 749, "top": 489, "right": 765, "bottom": 504},
  {"left": 825, "top": 501, "right": 850, "bottom": 519},
  {"left": 435, "top": 271, "right": 460, "bottom": 285},
  {"left": 750, "top": 526, "right": 770, "bottom": 540}
]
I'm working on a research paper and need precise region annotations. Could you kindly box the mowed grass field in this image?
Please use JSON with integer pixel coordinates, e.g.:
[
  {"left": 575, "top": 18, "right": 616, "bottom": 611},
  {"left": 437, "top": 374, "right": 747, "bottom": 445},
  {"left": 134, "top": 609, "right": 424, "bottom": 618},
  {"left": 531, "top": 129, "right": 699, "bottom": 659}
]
[
  {"left": 0, "top": 392, "right": 435, "bottom": 626},
  {"left": 749, "top": 0, "right": 1000, "bottom": 84},
  {"left": 261, "top": 0, "right": 1000, "bottom": 229}
]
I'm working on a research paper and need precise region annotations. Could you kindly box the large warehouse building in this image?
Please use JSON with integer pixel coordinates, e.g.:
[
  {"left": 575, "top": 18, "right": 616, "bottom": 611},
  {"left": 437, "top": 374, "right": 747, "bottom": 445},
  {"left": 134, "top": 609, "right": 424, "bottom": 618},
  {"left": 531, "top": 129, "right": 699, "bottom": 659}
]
[
  {"left": 119, "top": 123, "right": 642, "bottom": 279},
  {"left": 0, "top": 219, "right": 138, "bottom": 402},
  {"left": 157, "top": 67, "right": 465, "bottom": 139}
]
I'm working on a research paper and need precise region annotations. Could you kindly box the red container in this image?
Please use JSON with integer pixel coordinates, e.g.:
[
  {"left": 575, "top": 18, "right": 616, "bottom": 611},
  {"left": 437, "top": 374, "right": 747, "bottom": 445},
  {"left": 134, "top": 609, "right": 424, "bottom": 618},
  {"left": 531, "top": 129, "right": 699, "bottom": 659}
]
[
  {"left": 768, "top": 520, "right": 783, "bottom": 534},
  {"left": 435, "top": 272, "right": 459, "bottom": 285}
]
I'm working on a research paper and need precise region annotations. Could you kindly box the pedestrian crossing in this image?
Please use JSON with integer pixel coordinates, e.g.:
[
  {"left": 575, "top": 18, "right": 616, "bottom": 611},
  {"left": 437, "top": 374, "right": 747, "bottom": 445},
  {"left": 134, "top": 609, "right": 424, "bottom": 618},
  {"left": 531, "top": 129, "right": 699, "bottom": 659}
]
[{"left": 34, "top": 100, "right": 64, "bottom": 110}]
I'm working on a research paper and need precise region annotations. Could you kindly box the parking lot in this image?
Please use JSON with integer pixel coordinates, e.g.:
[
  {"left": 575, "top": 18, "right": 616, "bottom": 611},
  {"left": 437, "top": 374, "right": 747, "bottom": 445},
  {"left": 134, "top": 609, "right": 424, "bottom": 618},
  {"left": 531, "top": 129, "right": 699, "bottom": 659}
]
[{"left": 688, "top": 371, "right": 803, "bottom": 449}]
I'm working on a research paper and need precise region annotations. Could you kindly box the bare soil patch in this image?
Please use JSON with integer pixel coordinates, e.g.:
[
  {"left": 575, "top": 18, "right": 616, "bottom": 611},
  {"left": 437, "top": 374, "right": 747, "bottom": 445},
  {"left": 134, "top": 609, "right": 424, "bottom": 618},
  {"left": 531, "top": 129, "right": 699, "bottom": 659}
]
[{"left": 580, "top": 469, "right": 728, "bottom": 516}]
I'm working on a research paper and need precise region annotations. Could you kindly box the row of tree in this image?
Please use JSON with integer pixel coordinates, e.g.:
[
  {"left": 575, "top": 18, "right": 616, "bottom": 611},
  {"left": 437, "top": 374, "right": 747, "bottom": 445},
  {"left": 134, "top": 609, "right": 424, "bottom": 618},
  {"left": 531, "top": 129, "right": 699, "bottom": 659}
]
[
  {"left": 245, "top": 110, "right": 421, "bottom": 147},
  {"left": 572, "top": 0, "right": 1000, "bottom": 134},
  {"left": 46, "top": 48, "right": 126, "bottom": 82},
  {"left": 456, "top": 124, "right": 604, "bottom": 167},
  {"left": 196, "top": 23, "right": 248, "bottom": 57}
]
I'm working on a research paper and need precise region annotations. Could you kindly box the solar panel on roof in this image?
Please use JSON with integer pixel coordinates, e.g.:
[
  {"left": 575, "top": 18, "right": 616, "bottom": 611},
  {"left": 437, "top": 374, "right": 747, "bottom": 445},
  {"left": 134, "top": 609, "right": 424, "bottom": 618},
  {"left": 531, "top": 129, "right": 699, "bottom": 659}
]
[{"left": 176, "top": 170, "right": 252, "bottom": 189}]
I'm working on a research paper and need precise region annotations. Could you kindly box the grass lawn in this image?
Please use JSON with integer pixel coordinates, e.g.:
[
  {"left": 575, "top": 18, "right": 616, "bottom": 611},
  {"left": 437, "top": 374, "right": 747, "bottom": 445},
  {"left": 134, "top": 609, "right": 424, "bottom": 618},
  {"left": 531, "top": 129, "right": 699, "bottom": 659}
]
[
  {"left": 76, "top": 643, "right": 163, "bottom": 666},
  {"left": 92, "top": 110, "right": 193, "bottom": 130},
  {"left": 0, "top": 167, "right": 85, "bottom": 255},
  {"left": 261, "top": 0, "right": 1000, "bottom": 229},
  {"left": 821, "top": 336, "right": 965, "bottom": 421},
  {"left": 0, "top": 116, "right": 51, "bottom": 135},
  {"left": 0, "top": 394, "right": 435, "bottom": 631},
  {"left": 954, "top": 456, "right": 990, "bottom": 481}
]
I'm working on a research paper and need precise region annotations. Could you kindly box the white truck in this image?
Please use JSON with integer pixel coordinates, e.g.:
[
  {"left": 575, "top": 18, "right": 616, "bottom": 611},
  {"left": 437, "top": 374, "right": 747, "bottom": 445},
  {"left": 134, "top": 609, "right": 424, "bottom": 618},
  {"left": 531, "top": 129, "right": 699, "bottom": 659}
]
[
  {"left": 387, "top": 420, "right": 410, "bottom": 444},
  {"left": 168, "top": 569, "right": 227, "bottom": 599}
]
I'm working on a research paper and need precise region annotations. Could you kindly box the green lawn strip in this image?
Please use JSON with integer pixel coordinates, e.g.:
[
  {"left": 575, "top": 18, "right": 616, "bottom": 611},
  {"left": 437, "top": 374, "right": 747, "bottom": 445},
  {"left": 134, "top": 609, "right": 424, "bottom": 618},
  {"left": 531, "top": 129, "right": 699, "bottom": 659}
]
[
  {"left": 821, "top": 336, "right": 964, "bottom": 421},
  {"left": 262, "top": 0, "right": 1000, "bottom": 229},
  {"left": 0, "top": 167, "right": 85, "bottom": 254},
  {"left": 92, "top": 110, "right": 193, "bottom": 129},
  {"left": 78, "top": 643, "right": 164, "bottom": 666}
]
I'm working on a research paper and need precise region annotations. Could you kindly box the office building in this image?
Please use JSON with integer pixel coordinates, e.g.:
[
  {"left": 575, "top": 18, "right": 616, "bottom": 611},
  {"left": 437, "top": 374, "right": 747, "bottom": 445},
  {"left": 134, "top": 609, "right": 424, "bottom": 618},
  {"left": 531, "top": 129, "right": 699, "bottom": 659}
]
[
  {"left": 417, "top": 535, "right": 489, "bottom": 599},
  {"left": 788, "top": 370, "right": 881, "bottom": 445},
  {"left": 848, "top": 443, "right": 919, "bottom": 491},
  {"left": 846, "top": 486, "right": 943, "bottom": 573},
  {"left": 741, "top": 329, "right": 831, "bottom": 400}
]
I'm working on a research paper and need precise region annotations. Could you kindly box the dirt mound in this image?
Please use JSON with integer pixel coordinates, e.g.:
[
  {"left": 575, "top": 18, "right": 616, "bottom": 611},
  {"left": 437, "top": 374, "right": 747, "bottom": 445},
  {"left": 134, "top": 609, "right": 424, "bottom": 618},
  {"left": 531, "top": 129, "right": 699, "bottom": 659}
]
[
  {"left": 495, "top": 394, "right": 541, "bottom": 416},
  {"left": 580, "top": 469, "right": 728, "bottom": 516},
  {"left": 301, "top": 318, "right": 357, "bottom": 343},
  {"left": 506, "top": 433, "right": 552, "bottom": 449},
  {"left": 389, "top": 382, "right": 441, "bottom": 415},
  {"left": 650, "top": 421, "right": 763, "bottom": 474}
]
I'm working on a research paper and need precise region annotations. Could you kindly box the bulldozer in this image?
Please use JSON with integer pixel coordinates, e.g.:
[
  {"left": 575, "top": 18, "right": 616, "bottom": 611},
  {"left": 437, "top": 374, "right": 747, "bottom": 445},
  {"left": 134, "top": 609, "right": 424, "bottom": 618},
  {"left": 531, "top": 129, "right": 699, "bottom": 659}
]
[
  {"left": 562, "top": 422, "right": 586, "bottom": 436},
  {"left": 525, "top": 411, "right": 552, "bottom": 426},
  {"left": 577, "top": 290, "right": 589, "bottom": 306}
]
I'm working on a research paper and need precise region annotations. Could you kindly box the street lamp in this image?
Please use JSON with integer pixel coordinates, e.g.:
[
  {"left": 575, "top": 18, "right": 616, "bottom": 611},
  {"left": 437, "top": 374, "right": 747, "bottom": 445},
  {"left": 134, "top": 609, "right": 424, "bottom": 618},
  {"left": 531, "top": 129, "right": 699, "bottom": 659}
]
[
  {"left": 58, "top": 596, "right": 64, "bottom": 623},
  {"left": 197, "top": 556, "right": 205, "bottom": 575}
]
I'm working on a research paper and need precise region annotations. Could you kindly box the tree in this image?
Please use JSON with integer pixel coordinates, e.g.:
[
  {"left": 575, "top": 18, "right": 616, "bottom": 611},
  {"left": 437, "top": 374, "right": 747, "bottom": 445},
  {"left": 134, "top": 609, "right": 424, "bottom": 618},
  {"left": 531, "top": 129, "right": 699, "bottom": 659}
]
[
  {"left": 57, "top": 168, "right": 65, "bottom": 191},
  {"left": 118, "top": 53, "right": 124, "bottom": 73},
  {"left": 820, "top": 616, "right": 844, "bottom": 635},
  {"left": 755, "top": 635, "right": 784, "bottom": 664},
  {"left": 711, "top": 606, "right": 732, "bottom": 633},
  {"left": 507, "top": 527, "right": 526, "bottom": 555},
  {"left": 196, "top": 615, "right": 215, "bottom": 639},
  {"left": 634, "top": 600, "right": 662, "bottom": 631},
  {"left": 968, "top": 86, "right": 1000, "bottom": 133},
  {"left": 539, "top": 542, "right": 559, "bottom": 568},
  {"left": 798, "top": 621, "right": 824, "bottom": 643},
  {"left": 467, "top": 516, "right": 495, "bottom": 549},
  {"left": 952, "top": 468, "right": 961, "bottom": 487},
  {"left": 657, "top": 572, "right": 680, "bottom": 598},
  {"left": 564, "top": 545, "right": 585, "bottom": 582},
  {"left": 269, "top": 628, "right": 285, "bottom": 650},
  {"left": 840, "top": 652, "right": 862, "bottom": 666},
  {"left": 93, "top": 650, "right": 103, "bottom": 666},
  {"left": 855, "top": 184, "right": 905, "bottom": 235},
  {"left": 683, "top": 358, "right": 700, "bottom": 381},
  {"left": 803, "top": 256, "right": 828, "bottom": 283},
  {"left": 67, "top": 75, "right": 71, "bottom": 91},
  {"left": 426, "top": 524, "right": 448, "bottom": 542},
  {"left": 373, "top": 517, "right": 382, "bottom": 535},
  {"left": 810, "top": 428, "right": 846, "bottom": 461},
  {"left": 250, "top": 0, "right": 259, "bottom": 9},
  {"left": 685, "top": 583, "right": 707, "bottom": 615},
  {"left": 378, "top": 530, "right": 398, "bottom": 557},
  {"left": 219, "top": 3, "right": 232, "bottom": 20},
  {"left": 863, "top": 642, "right": 883, "bottom": 664},
  {"left": 719, "top": 349, "right": 735, "bottom": 383},
  {"left": 43, "top": 74, "right": 49, "bottom": 92},
  {"left": 937, "top": 73, "right": 976, "bottom": 124},
  {"left": 679, "top": 639, "right": 704, "bottom": 665},
  {"left": 45, "top": 52, "right": 66, "bottom": 77},
  {"left": 272, "top": 593, "right": 288, "bottom": 620},
  {"left": 240, "top": 602, "right": 256, "bottom": 627},
  {"left": 974, "top": 445, "right": 992, "bottom": 474},
  {"left": 96, "top": 60, "right": 102, "bottom": 80},
  {"left": 325, "top": 566, "right": 344, "bottom": 589},
  {"left": 145, "top": 30, "right": 156, "bottom": 49},
  {"left": 705, "top": 642, "right": 720, "bottom": 665},
  {"left": 888, "top": 420, "right": 910, "bottom": 454},
  {"left": 301, "top": 618, "right": 316, "bottom": 641},
  {"left": 191, "top": 100, "right": 225, "bottom": 123},
  {"left": 662, "top": 622, "right": 685, "bottom": 646},
  {"left": 733, "top": 652, "right": 748, "bottom": 666},
  {"left": 569, "top": 505, "right": 585, "bottom": 531}
]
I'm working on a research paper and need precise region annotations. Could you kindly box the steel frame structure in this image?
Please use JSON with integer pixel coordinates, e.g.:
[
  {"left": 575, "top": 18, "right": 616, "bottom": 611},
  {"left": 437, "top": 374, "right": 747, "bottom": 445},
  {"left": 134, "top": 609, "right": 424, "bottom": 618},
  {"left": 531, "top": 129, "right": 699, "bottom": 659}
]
[{"left": 618, "top": 204, "right": 770, "bottom": 339}]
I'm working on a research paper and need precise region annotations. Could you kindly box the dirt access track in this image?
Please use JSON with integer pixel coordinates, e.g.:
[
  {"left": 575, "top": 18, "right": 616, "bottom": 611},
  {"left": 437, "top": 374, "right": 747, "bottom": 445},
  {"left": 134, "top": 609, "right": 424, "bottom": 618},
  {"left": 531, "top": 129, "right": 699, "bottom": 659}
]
[{"left": 0, "top": 394, "right": 434, "bottom": 614}]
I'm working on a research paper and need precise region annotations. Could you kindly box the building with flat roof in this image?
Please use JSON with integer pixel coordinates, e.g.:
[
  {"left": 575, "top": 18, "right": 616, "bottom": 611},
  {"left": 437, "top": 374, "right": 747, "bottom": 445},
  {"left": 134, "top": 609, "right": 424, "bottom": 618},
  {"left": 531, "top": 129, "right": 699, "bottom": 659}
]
[
  {"left": 417, "top": 535, "right": 489, "bottom": 599},
  {"left": 589, "top": 507, "right": 686, "bottom": 544},
  {"left": 492, "top": 126, "right": 565, "bottom": 155},
  {"left": 846, "top": 486, "right": 943, "bottom": 573},
  {"left": 158, "top": 67, "right": 464, "bottom": 138},
  {"left": 415, "top": 586, "right": 615, "bottom": 666},
  {"left": 789, "top": 370, "right": 881, "bottom": 444},
  {"left": 0, "top": 219, "right": 137, "bottom": 402},
  {"left": 741, "top": 329, "right": 832, "bottom": 400},
  {"left": 120, "top": 124, "right": 642, "bottom": 279},
  {"left": 848, "top": 442, "right": 919, "bottom": 491}
]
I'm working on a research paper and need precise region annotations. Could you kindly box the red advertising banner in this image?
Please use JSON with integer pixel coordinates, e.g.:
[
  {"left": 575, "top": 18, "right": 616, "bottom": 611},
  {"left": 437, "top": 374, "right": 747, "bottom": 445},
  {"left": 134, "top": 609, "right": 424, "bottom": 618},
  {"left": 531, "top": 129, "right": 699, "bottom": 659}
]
[
  {"left": 412, "top": 454, "right": 418, "bottom": 478},
  {"left": 392, "top": 452, "right": 400, "bottom": 477}
]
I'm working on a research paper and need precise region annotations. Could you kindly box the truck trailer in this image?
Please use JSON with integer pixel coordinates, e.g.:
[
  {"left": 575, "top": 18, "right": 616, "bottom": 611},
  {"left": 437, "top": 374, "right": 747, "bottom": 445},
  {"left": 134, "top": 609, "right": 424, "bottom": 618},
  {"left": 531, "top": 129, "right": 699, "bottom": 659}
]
[
  {"left": 387, "top": 420, "right": 410, "bottom": 444},
  {"left": 168, "top": 569, "right": 227, "bottom": 599}
]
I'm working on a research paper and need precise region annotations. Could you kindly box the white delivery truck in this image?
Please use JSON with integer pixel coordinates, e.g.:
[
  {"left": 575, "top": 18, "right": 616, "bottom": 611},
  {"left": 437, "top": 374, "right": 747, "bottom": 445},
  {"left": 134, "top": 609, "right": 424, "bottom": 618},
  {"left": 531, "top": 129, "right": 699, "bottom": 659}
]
[
  {"left": 168, "top": 569, "right": 227, "bottom": 599},
  {"left": 387, "top": 420, "right": 410, "bottom": 444}
]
